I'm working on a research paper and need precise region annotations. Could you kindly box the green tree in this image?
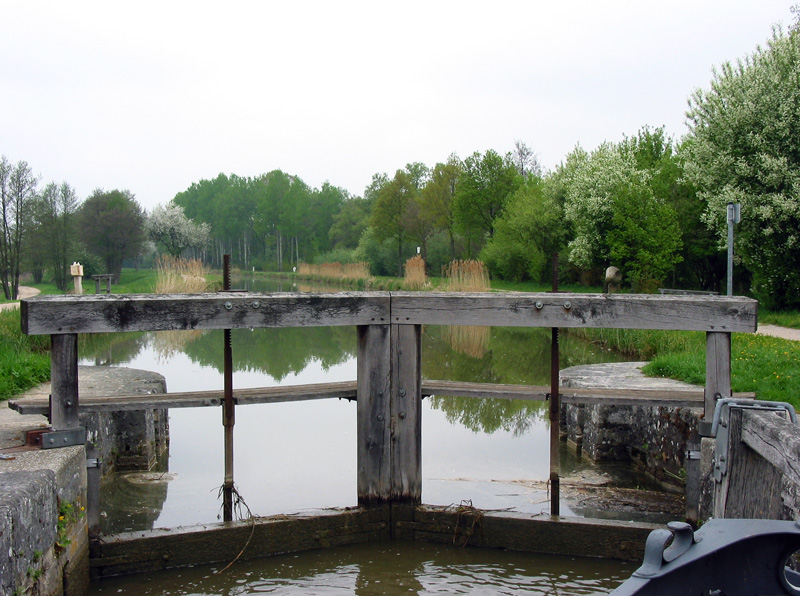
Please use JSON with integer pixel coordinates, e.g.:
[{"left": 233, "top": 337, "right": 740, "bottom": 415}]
[
  {"left": 480, "top": 177, "right": 564, "bottom": 282},
  {"left": 453, "top": 150, "right": 521, "bottom": 251},
  {"left": 78, "top": 189, "right": 145, "bottom": 282},
  {"left": 0, "top": 157, "right": 38, "bottom": 299},
  {"left": 620, "top": 127, "right": 724, "bottom": 291},
  {"left": 329, "top": 196, "right": 372, "bottom": 250},
  {"left": 421, "top": 156, "right": 461, "bottom": 260},
  {"left": 683, "top": 26, "right": 800, "bottom": 307},
  {"left": 562, "top": 142, "right": 682, "bottom": 291},
  {"left": 27, "top": 181, "right": 78, "bottom": 290},
  {"left": 370, "top": 169, "right": 416, "bottom": 275}
]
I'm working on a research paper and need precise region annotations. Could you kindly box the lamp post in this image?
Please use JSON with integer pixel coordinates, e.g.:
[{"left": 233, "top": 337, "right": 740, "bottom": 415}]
[{"left": 727, "top": 202, "right": 741, "bottom": 296}]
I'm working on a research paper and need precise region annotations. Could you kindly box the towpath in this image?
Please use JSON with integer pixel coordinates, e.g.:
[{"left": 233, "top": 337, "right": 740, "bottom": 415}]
[
  {"left": 757, "top": 324, "right": 800, "bottom": 341},
  {"left": 0, "top": 285, "right": 41, "bottom": 311}
]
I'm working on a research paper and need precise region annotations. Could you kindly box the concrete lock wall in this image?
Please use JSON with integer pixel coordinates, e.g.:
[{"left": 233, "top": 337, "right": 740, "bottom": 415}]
[
  {"left": 0, "top": 448, "right": 88, "bottom": 596},
  {"left": 0, "top": 367, "right": 166, "bottom": 596},
  {"left": 560, "top": 362, "right": 701, "bottom": 491}
]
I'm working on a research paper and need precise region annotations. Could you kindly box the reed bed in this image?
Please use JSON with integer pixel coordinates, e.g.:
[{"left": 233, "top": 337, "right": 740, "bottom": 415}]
[
  {"left": 403, "top": 255, "right": 428, "bottom": 290},
  {"left": 297, "top": 262, "right": 371, "bottom": 281},
  {"left": 442, "top": 260, "right": 490, "bottom": 292},
  {"left": 155, "top": 255, "right": 210, "bottom": 294}
]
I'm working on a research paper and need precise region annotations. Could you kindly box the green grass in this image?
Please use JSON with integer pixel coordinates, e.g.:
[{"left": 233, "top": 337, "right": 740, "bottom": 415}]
[
  {"left": 0, "top": 269, "right": 161, "bottom": 401},
  {"left": 489, "top": 279, "right": 603, "bottom": 293},
  {"left": 573, "top": 327, "right": 800, "bottom": 408},
  {"left": 759, "top": 308, "right": 800, "bottom": 329},
  {"left": 0, "top": 310, "right": 50, "bottom": 400},
  {"left": 26, "top": 268, "right": 160, "bottom": 296}
]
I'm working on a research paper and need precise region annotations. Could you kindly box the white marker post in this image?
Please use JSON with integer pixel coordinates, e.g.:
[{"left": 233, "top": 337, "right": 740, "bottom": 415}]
[{"left": 70, "top": 262, "right": 84, "bottom": 295}]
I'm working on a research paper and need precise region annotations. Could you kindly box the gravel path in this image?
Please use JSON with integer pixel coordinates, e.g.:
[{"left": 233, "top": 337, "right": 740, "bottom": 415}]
[
  {"left": 757, "top": 324, "right": 800, "bottom": 341},
  {"left": 0, "top": 285, "right": 41, "bottom": 311}
]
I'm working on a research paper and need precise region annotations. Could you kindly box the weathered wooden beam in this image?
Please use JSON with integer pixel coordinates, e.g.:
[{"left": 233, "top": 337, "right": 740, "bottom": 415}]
[
  {"left": 89, "top": 506, "right": 657, "bottom": 579},
  {"left": 704, "top": 331, "right": 732, "bottom": 433},
  {"left": 50, "top": 333, "right": 79, "bottom": 429},
  {"left": 10, "top": 381, "right": 359, "bottom": 415},
  {"left": 390, "top": 292, "right": 757, "bottom": 332},
  {"left": 741, "top": 410, "right": 800, "bottom": 488},
  {"left": 12, "top": 380, "right": 748, "bottom": 415},
  {"left": 390, "top": 324, "right": 421, "bottom": 509},
  {"left": 357, "top": 325, "right": 392, "bottom": 506},
  {"left": 21, "top": 292, "right": 391, "bottom": 335},
  {"left": 90, "top": 507, "right": 391, "bottom": 579},
  {"left": 21, "top": 291, "right": 757, "bottom": 335}
]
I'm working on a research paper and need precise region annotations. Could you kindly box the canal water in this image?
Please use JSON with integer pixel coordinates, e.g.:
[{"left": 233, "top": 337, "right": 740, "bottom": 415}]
[
  {"left": 88, "top": 540, "right": 635, "bottom": 595},
  {"left": 81, "top": 279, "right": 644, "bottom": 594}
]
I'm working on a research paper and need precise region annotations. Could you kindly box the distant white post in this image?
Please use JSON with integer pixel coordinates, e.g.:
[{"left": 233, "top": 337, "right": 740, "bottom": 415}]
[{"left": 70, "top": 262, "right": 84, "bottom": 295}]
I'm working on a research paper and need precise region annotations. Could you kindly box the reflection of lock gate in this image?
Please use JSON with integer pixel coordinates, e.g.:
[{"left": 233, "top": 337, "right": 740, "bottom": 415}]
[{"left": 613, "top": 519, "right": 800, "bottom": 595}]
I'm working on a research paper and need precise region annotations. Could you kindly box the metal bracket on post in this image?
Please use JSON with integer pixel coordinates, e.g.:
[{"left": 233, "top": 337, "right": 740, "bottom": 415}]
[
  {"left": 711, "top": 398, "right": 797, "bottom": 482},
  {"left": 41, "top": 428, "right": 86, "bottom": 449}
]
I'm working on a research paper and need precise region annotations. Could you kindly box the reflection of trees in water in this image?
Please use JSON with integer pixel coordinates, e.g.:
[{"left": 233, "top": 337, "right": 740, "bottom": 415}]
[
  {"left": 431, "top": 395, "right": 545, "bottom": 436},
  {"left": 79, "top": 332, "right": 148, "bottom": 365},
  {"left": 152, "top": 329, "right": 207, "bottom": 360},
  {"left": 182, "top": 326, "right": 357, "bottom": 381},
  {"left": 424, "top": 325, "right": 633, "bottom": 435}
]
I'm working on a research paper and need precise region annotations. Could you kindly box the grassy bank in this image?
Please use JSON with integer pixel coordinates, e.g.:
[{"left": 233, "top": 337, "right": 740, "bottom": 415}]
[
  {"left": 0, "top": 268, "right": 165, "bottom": 401},
  {"left": 571, "top": 328, "right": 800, "bottom": 407},
  {"left": 0, "top": 310, "right": 50, "bottom": 400},
  {"left": 29, "top": 268, "right": 159, "bottom": 296},
  {"left": 759, "top": 308, "right": 800, "bottom": 329}
]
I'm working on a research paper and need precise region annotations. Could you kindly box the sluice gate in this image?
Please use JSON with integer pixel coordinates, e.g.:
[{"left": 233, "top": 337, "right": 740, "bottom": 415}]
[{"left": 16, "top": 291, "right": 757, "bottom": 583}]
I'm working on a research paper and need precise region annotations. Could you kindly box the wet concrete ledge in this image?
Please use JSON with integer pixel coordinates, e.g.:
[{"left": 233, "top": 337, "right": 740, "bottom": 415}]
[
  {"left": 561, "top": 362, "right": 702, "bottom": 491},
  {"left": 0, "top": 366, "right": 166, "bottom": 596},
  {"left": 91, "top": 505, "right": 658, "bottom": 579}
]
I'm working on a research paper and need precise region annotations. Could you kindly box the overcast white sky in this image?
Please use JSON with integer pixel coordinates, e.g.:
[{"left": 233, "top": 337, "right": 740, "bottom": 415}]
[{"left": 1, "top": 1, "right": 795, "bottom": 211}]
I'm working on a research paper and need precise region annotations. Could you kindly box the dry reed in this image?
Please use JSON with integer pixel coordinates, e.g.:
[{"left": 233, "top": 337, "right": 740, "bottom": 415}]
[
  {"left": 403, "top": 255, "right": 428, "bottom": 290},
  {"left": 442, "top": 260, "right": 490, "bottom": 292},
  {"left": 155, "top": 255, "right": 210, "bottom": 294},
  {"left": 297, "top": 262, "right": 370, "bottom": 281},
  {"left": 153, "top": 255, "right": 209, "bottom": 358}
]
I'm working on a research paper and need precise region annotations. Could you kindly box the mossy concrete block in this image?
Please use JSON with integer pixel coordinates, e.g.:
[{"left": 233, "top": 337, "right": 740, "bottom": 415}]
[{"left": 0, "top": 470, "right": 57, "bottom": 595}]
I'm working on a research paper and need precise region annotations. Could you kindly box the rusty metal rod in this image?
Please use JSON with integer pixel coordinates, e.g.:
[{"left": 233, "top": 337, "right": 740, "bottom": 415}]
[
  {"left": 549, "top": 253, "right": 560, "bottom": 516},
  {"left": 223, "top": 255, "right": 234, "bottom": 522}
]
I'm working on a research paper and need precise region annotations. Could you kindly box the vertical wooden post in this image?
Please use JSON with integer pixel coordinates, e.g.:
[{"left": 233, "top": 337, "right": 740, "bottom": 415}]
[
  {"left": 703, "top": 331, "right": 732, "bottom": 435},
  {"left": 550, "top": 327, "right": 560, "bottom": 516},
  {"left": 50, "top": 333, "right": 79, "bottom": 430},
  {"left": 357, "top": 324, "right": 392, "bottom": 506},
  {"left": 549, "top": 253, "right": 561, "bottom": 515},
  {"left": 86, "top": 440, "right": 101, "bottom": 536},
  {"left": 390, "top": 323, "right": 421, "bottom": 505},
  {"left": 222, "top": 255, "right": 234, "bottom": 522}
]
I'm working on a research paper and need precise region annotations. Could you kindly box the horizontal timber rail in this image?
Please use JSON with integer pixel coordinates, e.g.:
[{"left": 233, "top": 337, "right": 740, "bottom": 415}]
[
  {"left": 8, "top": 379, "right": 759, "bottom": 415},
  {"left": 21, "top": 291, "right": 757, "bottom": 334}
]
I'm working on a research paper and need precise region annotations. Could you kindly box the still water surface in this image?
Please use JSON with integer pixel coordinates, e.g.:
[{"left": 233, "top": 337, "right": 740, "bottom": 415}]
[{"left": 87, "top": 540, "right": 634, "bottom": 595}]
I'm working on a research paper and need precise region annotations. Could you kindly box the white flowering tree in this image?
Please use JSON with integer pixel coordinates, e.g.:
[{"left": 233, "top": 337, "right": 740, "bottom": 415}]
[
  {"left": 147, "top": 203, "right": 211, "bottom": 258},
  {"left": 562, "top": 142, "right": 682, "bottom": 291},
  {"left": 683, "top": 26, "right": 800, "bottom": 307}
]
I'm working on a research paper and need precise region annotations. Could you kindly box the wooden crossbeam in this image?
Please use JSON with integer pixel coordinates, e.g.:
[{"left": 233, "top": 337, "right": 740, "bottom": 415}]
[
  {"left": 20, "top": 291, "right": 758, "bottom": 335},
  {"left": 10, "top": 379, "right": 751, "bottom": 415}
]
